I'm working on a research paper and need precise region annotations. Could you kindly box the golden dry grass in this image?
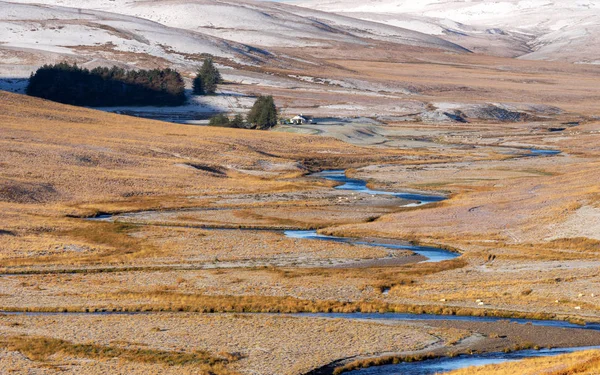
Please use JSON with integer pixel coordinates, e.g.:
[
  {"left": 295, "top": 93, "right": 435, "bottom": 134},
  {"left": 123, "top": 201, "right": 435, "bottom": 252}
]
[
  {"left": 3, "top": 39, "right": 600, "bottom": 375},
  {"left": 0, "top": 91, "right": 381, "bottom": 210},
  {"left": 1, "top": 90, "right": 462, "bottom": 268},
  {"left": 330, "top": 56, "right": 600, "bottom": 113},
  {"left": 0, "top": 312, "right": 456, "bottom": 375},
  {"left": 332, "top": 353, "right": 443, "bottom": 375},
  {"left": 445, "top": 349, "right": 600, "bottom": 375},
  {"left": 324, "top": 156, "right": 600, "bottom": 261},
  {"left": 0, "top": 290, "right": 565, "bottom": 322},
  {"left": 285, "top": 49, "right": 600, "bottom": 115},
  {"left": 0, "top": 335, "right": 239, "bottom": 374}
]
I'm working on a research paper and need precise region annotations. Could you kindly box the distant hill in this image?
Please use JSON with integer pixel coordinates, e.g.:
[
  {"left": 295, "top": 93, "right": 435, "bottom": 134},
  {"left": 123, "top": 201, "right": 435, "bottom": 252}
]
[
  {"left": 298, "top": 0, "right": 600, "bottom": 63},
  {"left": 0, "top": 0, "right": 467, "bottom": 81}
]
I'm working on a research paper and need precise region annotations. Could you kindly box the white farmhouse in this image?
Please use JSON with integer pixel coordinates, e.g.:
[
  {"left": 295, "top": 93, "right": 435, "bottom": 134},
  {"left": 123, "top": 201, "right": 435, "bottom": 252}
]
[{"left": 291, "top": 114, "right": 308, "bottom": 125}]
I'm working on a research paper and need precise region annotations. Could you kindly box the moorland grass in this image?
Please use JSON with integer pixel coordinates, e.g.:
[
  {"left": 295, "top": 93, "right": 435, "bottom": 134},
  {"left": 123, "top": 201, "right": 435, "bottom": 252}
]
[
  {"left": 0, "top": 335, "right": 240, "bottom": 374},
  {"left": 0, "top": 292, "right": 567, "bottom": 322},
  {"left": 444, "top": 349, "right": 600, "bottom": 375}
]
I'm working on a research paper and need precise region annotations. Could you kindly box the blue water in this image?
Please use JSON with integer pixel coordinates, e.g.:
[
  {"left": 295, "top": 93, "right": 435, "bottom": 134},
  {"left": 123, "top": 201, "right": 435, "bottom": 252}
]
[
  {"left": 284, "top": 230, "right": 458, "bottom": 263},
  {"left": 343, "top": 346, "right": 600, "bottom": 375},
  {"left": 529, "top": 149, "right": 561, "bottom": 156},
  {"left": 312, "top": 170, "right": 446, "bottom": 205}
]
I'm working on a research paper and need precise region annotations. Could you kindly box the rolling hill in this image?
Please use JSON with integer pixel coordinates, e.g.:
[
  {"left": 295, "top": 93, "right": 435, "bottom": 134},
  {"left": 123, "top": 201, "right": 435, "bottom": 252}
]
[
  {"left": 298, "top": 0, "right": 600, "bottom": 63},
  {"left": 0, "top": 0, "right": 467, "bottom": 82}
]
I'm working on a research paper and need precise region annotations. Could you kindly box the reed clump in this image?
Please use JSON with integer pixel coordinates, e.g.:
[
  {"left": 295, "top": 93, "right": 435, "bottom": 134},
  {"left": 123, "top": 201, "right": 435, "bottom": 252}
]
[
  {"left": 444, "top": 350, "right": 600, "bottom": 375},
  {"left": 332, "top": 353, "right": 439, "bottom": 375},
  {"left": 0, "top": 335, "right": 241, "bottom": 374}
]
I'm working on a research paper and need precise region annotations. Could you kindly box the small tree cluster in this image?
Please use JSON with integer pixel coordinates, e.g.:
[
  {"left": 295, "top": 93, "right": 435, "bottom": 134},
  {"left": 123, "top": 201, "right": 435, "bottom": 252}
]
[
  {"left": 208, "top": 114, "right": 244, "bottom": 127},
  {"left": 26, "top": 63, "right": 186, "bottom": 106},
  {"left": 247, "top": 95, "right": 277, "bottom": 129},
  {"left": 193, "top": 57, "right": 222, "bottom": 95},
  {"left": 208, "top": 96, "right": 278, "bottom": 130}
]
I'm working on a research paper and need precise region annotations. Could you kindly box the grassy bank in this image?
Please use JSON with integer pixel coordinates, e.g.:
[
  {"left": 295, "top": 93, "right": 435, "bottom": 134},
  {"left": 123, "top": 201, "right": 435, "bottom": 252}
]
[
  {"left": 0, "top": 335, "right": 240, "bottom": 374},
  {"left": 0, "top": 292, "right": 586, "bottom": 322}
]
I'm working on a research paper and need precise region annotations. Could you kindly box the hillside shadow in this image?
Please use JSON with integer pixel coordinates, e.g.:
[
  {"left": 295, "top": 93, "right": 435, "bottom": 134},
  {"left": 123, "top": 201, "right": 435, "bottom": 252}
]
[{"left": 0, "top": 77, "right": 29, "bottom": 94}]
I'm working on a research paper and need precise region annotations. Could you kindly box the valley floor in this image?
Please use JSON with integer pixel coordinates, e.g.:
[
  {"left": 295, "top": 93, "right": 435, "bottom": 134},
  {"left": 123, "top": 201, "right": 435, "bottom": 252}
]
[{"left": 1, "top": 70, "right": 600, "bottom": 374}]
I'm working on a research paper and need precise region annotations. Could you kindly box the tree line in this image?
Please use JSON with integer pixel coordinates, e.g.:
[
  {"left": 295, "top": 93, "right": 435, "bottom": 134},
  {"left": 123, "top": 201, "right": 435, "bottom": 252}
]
[
  {"left": 26, "top": 62, "right": 186, "bottom": 106},
  {"left": 26, "top": 59, "right": 279, "bottom": 129}
]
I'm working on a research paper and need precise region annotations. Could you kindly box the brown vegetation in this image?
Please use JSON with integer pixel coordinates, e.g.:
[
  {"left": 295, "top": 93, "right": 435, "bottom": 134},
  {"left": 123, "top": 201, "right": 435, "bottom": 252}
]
[
  {"left": 332, "top": 353, "right": 440, "bottom": 375},
  {"left": 445, "top": 349, "right": 600, "bottom": 375},
  {"left": 0, "top": 292, "right": 568, "bottom": 322},
  {"left": 0, "top": 335, "right": 238, "bottom": 373},
  {"left": 0, "top": 312, "right": 451, "bottom": 375}
]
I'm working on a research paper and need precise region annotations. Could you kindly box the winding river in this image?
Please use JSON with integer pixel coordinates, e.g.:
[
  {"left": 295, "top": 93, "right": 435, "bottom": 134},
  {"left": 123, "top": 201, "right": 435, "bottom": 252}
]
[
  {"left": 297, "top": 313, "right": 600, "bottom": 375},
  {"left": 5, "top": 308, "right": 596, "bottom": 374},
  {"left": 81, "top": 165, "right": 594, "bottom": 374},
  {"left": 298, "top": 168, "right": 599, "bottom": 374},
  {"left": 529, "top": 149, "right": 561, "bottom": 156},
  {"left": 285, "top": 230, "right": 457, "bottom": 263},
  {"left": 90, "top": 169, "right": 456, "bottom": 263},
  {"left": 312, "top": 170, "right": 446, "bottom": 206},
  {"left": 282, "top": 170, "right": 457, "bottom": 263}
]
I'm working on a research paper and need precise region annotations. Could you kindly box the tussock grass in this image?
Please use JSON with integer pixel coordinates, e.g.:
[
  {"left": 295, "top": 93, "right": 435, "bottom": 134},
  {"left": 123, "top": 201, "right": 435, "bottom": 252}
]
[
  {"left": 445, "top": 349, "right": 600, "bottom": 375},
  {"left": 331, "top": 341, "right": 574, "bottom": 374},
  {"left": 547, "top": 237, "right": 600, "bottom": 252},
  {"left": 0, "top": 335, "right": 240, "bottom": 374},
  {"left": 1, "top": 221, "right": 160, "bottom": 268},
  {"left": 2, "top": 90, "right": 437, "bottom": 264},
  {"left": 332, "top": 353, "right": 439, "bottom": 375},
  {"left": 266, "top": 257, "right": 467, "bottom": 287},
  {"left": 60, "top": 222, "right": 150, "bottom": 257}
]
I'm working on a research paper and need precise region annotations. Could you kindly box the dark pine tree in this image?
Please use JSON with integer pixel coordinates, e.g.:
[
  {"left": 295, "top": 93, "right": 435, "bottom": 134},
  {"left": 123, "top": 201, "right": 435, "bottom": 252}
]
[
  {"left": 197, "top": 57, "right": 222, "bottom": 95},
  {"left": 26, "top": 63, "right": 186, "bottom": 106},
  {"left": 247, "top": 95, "right": 277, "bottom": 129},
  {"left": 230, "top": 114, "right": 245, "bottom": 128},
  {"left": 192, "top": 72, "right": 204, "bottom": 95}
]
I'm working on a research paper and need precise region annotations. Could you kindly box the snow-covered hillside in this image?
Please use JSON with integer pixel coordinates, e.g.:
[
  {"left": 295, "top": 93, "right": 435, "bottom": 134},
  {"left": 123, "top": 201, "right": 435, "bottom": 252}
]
[
  {"left": 0, "top": 0, "right": 472, "bottom": 120},
  {"left": 3, "top": 0, "right": 466, "bottom": 50},
  {"left": 298, "top": 0, "right": 600, "bottom": 63},
  {"left": 0, "top": 1, "right": 276, "bottom": 78},
  {"left": 0, "top": 0, "right": 469, "bottom": 81}
]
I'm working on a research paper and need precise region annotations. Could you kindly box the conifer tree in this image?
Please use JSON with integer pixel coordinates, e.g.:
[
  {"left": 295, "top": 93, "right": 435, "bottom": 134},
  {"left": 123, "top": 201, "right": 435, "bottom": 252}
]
[
  {"left": 230, "top": 114, "right": 245, "bottom": 128},
  {"left": 195, "top": 57, "right": 222, "bottom": 95},
  {"left": 247, "top": 95, "right": 277, "bottom": 129},
  {"left": 192, "top": 73, "right": 204, "bottom": 95}
]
